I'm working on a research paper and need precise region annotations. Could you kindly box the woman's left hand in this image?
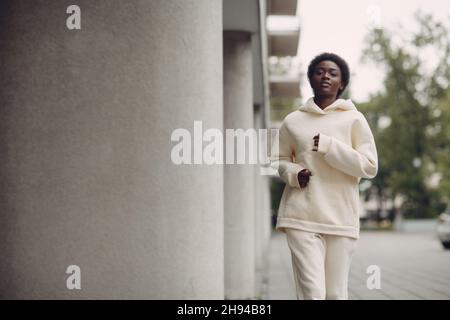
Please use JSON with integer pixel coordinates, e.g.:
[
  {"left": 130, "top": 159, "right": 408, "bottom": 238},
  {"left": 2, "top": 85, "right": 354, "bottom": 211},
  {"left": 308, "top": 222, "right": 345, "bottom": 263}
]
[{"left": 312, "top": 134, "right": 320, "bottom": 151}]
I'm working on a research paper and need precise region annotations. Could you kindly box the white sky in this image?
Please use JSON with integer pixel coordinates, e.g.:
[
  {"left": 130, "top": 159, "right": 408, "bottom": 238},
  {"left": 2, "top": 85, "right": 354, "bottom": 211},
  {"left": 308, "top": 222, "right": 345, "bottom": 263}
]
[{"left": 296, "top": 0, "right": 450, "bottom": 103}]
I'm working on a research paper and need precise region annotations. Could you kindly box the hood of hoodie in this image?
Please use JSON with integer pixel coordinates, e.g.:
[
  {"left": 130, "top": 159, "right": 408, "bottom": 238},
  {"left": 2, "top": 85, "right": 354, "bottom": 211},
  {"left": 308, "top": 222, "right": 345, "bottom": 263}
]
[{"left": 299, "top": 97, "right": 357, "bottom": 115}]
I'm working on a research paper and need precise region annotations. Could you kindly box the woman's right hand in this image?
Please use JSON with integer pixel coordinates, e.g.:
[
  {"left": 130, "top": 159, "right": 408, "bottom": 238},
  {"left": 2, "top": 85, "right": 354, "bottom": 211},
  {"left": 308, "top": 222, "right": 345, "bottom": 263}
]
[{"left": 297, "top": 169, "right": 313, "bottom": 188}]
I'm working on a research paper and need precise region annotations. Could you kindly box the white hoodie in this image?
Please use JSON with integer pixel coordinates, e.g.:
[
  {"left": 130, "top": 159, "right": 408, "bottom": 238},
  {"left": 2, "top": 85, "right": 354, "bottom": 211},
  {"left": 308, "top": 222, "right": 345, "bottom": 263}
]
[{"left": 270, "top": 97, "right": 378, "bottom": 239}]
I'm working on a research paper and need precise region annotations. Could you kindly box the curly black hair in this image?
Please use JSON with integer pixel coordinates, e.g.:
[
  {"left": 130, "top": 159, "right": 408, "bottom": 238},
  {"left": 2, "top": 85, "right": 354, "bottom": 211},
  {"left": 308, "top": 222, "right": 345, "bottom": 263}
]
[{"left": 307, "top": 52, "right": 350, "bottom": 98}]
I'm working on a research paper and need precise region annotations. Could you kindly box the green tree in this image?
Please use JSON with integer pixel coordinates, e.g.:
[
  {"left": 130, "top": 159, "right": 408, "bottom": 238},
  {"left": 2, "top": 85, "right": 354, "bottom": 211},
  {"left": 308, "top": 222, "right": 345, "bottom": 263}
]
[
  {"left": 434, "top": 90, "right": 450, "bottom": 204},
  {"left": 359, "top": 12, "right": 450, "bottom": 219}
]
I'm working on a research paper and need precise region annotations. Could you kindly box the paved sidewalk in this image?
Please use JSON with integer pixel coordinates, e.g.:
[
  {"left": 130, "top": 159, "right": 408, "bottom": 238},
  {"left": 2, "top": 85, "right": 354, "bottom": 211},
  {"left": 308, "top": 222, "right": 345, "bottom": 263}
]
[
  {"left": 262, "top": 230, "right": 450, "bottom": 300},
  {"left": 262, "top": 231, "right": 296, "bottom": 299}
]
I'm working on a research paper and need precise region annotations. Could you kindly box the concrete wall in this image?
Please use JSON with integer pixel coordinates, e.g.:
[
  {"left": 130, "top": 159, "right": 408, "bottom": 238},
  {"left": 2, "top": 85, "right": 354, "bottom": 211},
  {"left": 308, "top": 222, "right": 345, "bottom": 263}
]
[{"left": 0, "top": 0, "right": 224, "bottom": 299}]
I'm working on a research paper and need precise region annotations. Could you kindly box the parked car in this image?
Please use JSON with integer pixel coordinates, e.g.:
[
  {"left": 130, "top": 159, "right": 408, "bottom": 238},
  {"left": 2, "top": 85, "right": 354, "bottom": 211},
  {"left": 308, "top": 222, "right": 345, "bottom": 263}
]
[{"left": 437, "top": 211, "right": 450, "bottom": 249}]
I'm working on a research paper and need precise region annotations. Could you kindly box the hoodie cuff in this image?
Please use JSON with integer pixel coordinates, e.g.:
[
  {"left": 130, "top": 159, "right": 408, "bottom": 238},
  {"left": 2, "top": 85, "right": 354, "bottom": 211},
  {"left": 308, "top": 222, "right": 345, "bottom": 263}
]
[
  {"left": 317, "top": 133, "right": 332, "bottom": 154},
  {"left": 289, "top": 171, "right": 302, "bottom": 189}
]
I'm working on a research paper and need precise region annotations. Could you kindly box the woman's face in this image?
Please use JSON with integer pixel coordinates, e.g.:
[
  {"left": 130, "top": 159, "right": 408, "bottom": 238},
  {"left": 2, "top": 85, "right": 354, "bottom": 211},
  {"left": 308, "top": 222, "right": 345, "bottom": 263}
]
[{"left": 310, "top": 60, "right": 344, "bottom": 99}]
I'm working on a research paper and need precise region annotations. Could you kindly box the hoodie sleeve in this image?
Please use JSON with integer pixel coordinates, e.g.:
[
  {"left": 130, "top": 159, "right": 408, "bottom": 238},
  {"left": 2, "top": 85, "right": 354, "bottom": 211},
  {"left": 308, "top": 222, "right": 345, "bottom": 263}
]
[
  {"left": 317, "top": 113, "right": 378, "bottom": 179},
  {"left": 270, "top": 122, "right": 305, "bottom": 188}
]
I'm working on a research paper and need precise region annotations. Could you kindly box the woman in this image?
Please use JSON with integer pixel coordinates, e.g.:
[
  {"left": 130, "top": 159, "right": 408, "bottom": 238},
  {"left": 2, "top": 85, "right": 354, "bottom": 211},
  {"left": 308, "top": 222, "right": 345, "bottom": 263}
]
[{"left": 270, "top": 52, "right": 378, "bottom": 300}]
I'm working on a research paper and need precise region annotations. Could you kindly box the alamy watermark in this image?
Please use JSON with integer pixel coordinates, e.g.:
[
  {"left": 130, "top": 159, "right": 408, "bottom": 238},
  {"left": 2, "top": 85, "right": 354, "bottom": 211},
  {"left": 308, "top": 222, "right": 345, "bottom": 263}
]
[
  {"left": 66, "top": 265, "right": 81, "bottom": 290},
  {"left": 66, "top": 5, "right": 81, "bottom": 30},
  {"left": 366, "top": 264, "right": 381, "bottom": 290},
  {"left": 170, "top": 120, "right": 280, "bottom": 176}
]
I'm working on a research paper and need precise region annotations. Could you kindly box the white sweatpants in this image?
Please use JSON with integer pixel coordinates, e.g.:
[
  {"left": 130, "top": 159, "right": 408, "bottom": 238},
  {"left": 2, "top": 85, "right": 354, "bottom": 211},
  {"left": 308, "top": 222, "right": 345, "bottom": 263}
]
[{"left": 285, "top": 228, "right": 357, "bottom": 300}]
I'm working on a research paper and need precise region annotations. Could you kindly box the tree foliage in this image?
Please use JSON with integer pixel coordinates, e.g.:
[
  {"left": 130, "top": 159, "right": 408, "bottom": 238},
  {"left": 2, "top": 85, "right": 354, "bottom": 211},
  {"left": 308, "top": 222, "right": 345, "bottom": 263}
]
[{"left": 359, "top": 12, "right": 450, "bottom": 218}]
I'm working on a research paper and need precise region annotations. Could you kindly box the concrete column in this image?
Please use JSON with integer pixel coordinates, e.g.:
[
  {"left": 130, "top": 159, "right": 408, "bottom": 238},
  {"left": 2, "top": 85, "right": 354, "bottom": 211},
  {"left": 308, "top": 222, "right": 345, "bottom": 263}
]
[
  {"left": 223, "top": 31, "right": 255, "bottom": 299},
  {"left": 260, "top": 174, "right": 272, "bottom": 287},
  {"left": 253, "top": 107, "right": 272, "bottom": 297},
  {"left": 262, "top": 175, "right": 272, "bottom": 259},
  {"left": 0, "top": 0, "right": 223, "bottom": 299}
]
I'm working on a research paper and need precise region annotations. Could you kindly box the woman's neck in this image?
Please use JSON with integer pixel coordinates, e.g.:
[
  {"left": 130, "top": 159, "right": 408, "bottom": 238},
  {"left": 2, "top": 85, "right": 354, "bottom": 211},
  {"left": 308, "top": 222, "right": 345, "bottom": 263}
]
[{"left": 314, "top": 96, "right": 337, "bottom": 110}]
